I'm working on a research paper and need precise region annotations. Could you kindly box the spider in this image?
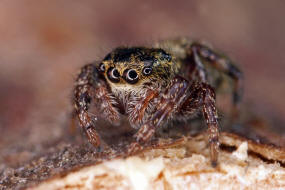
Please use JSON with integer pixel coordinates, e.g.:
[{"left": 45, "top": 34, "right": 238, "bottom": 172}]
[{"left": 73, "top": 38, "right": 243, "bottom": 166}]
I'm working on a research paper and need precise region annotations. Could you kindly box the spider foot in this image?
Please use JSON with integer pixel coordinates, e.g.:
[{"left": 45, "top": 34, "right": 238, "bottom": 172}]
[
  {"left": 85, "top": 127, "right": 102, "bottom": 150},
  {"left": 209, "top": 134, "right": 220, "bottom": 167},
  {"left": 210, "top": 142, "right": 219, "bottom": 167},
  {"left": 125, "top": 142, "right": 144, "bottom": 156}
]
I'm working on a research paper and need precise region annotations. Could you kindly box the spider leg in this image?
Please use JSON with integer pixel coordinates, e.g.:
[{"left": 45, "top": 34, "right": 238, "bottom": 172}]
[
  {"left": 179, "top": 82, "right": 219, "bottom": 166},
  {"left": 128, "top": 89, "right": 159, "bottom": 128},
  {"left": 192, "top": 43, "right": 243, "bottom": 104},
  {"left": 186, "top": 45, "right": 208, "bottom": 82},
  {"left": 126, "top": 76, "right": 189, "bottom": 154},
  {"left": 189, "top": 42, "right": 243, "bottom": 118},
  {"left": 74, "top": 64, "right": 120, "bottom": 150},
  {"left": 126, "top": 76, "right": 219, "bottom": 166}
]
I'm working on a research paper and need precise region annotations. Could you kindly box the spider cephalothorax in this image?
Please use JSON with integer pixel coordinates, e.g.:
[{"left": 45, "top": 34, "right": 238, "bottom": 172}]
[
  {"left": 100, "top": 47, "right": 178, "bottom": 92},
  {"left": 73, "top": 38, "right": 243, "bottom": 166}
]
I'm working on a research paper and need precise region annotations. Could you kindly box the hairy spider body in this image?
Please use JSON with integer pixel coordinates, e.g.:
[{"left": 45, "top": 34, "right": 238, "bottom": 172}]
[{"left": 73, "top": 38, "right": 243, "bottom": 166}]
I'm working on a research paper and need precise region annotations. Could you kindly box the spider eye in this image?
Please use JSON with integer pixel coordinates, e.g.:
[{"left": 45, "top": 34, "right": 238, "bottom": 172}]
[
  {"left": 98, "top": 63, "right": 105, "bottom": 72},
  {"left": 123, "top": 69, "right": 139, "bottom": 84},
  {"left": 142, "top": 67, "right": 152, "bottom": 76},
  {"left": 107, "top": 67, "right": 120, "bottom": 83}
]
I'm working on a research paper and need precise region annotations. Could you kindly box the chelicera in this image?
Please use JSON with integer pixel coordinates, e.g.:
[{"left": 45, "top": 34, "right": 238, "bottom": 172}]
[{"left": 73, "top": 38, "right": 243, "bottom": 166}]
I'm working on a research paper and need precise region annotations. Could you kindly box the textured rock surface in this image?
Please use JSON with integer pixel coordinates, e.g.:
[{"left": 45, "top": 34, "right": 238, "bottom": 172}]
[{"left": 29, "top": 134, "right": 285, "bottom": 190}]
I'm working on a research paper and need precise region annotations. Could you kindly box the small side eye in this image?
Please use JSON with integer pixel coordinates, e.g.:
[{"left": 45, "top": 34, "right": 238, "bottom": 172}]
[
  {"left": 123, "top": 69, "right": 139, "bottom": 84},
  {"left": 98, "top": 63, "right": 105, "bottom": 72},
  {"left": 142, "top": 67, "right": 152, "bottom": 76},
  {"left": 107, "top": 67, "right": 120, "bottom": 83}
]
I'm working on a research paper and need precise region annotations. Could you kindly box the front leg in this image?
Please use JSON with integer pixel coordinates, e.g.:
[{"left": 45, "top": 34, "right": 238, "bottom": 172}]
[
  {"left": 74, "top": 64, "right": 120, "bottom": 150},
  {"left": 158, "top": 38, "right": 243, "bottom": 119},
  {"left": 126, "top": 76, "right": 220, "bottom": 166},
  {"left": 178, "top": 82, "right": 219, "bottom": 166},
  {"left": 126, "top": 76, "right": 189, "bottom": 155},
  {"left": 128, "top": 89, "right": 159, "bottom": 128}
]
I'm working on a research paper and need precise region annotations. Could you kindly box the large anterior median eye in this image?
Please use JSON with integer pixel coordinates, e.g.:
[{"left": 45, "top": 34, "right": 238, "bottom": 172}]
[
  {"left": 107, "top": 67, "right": 120, "bottom": 83},
  {"left": 123, "top": 69, "right": 139, "bottom": 84}
]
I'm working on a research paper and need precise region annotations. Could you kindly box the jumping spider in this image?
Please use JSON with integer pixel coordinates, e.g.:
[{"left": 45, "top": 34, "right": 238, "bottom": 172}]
[{"left": 73, "top": 38, "right": 243, "bottom": 166}]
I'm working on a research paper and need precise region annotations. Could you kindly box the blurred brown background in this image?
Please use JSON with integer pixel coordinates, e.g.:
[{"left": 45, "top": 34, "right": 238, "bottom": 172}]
[{"left": 0, "top": 0, "right": 284, "bottom": 163}]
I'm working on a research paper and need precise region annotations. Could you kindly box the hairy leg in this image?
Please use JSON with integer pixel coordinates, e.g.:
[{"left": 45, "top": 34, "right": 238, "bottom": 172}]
[
  {"left": 186, "top": 45, "right": 208, "bottom": 83},
  {"left": 179, "top": 82, "right": 219, "bottom": 166},
  {"left": 180, "top": 81, "right": 219, "bottom": 166},
  {"left": 189, "top": 42, "right": 243, "bottom": 117},
  {"left": 156, "top": 37, "right": 242, "bottom": 98},
  {"left": 159, "top": 38, "right": 243, "bottom": 118},
  {"left": 74, "top": 64, "right": 119, "bottom": 150},
  {"left": 126, "top": 76, "right": 219, "bottom": 166},
  {"left": 128, "top": 89, "right": 159, "bottom": 128}
]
